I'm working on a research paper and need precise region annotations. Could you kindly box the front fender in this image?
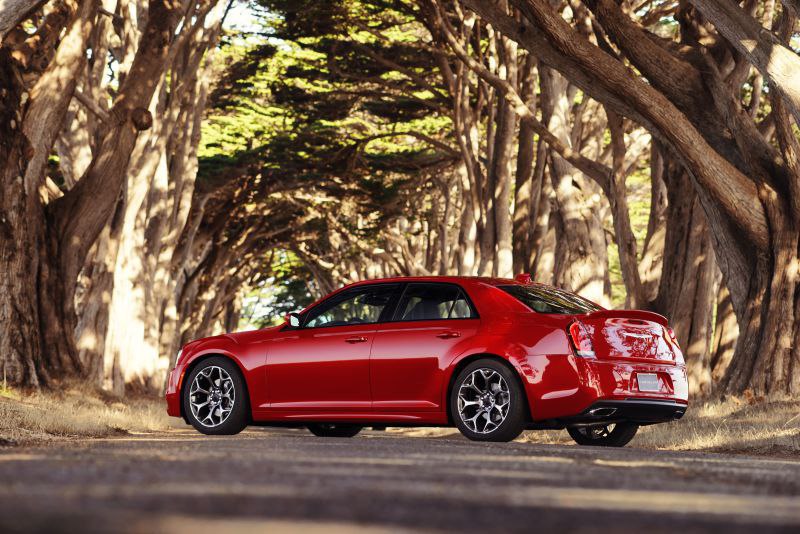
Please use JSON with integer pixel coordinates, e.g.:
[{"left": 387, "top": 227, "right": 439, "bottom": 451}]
[{"left": 168, "top": 334, "right": 267, "bottom": 417}]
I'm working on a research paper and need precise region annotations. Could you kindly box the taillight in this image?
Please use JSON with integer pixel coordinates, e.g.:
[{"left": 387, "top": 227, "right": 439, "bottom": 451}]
[
  {"left": 568, "top": 321, "right": 595, "bottom": 358},
  {"left": 664, "top": 326, "right": 685, "bottom": 364},
  {"left": 665, "top": 327, "right": 680, "bottom": 348}
]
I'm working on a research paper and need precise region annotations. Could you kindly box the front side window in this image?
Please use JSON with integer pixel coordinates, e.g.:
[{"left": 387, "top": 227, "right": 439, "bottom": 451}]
[
  {"left": 498, "top": 284, "right": 601, "bottom": 314},
  {"left": 393, "top": 283, "right": 476, "bottom": 321},
  {"left": 304, "top": 284, "right": 398, "bottom": 328}
]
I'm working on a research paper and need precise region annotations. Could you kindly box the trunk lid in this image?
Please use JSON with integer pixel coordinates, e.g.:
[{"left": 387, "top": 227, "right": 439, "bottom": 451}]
[{"left": 571, "top": 310, "right": 682, "bottom": 362}]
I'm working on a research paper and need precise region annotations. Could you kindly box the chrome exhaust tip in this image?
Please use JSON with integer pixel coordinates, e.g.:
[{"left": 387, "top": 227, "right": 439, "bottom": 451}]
[{"left": 588, "top": 407, "right": 617, "bottom": 417}]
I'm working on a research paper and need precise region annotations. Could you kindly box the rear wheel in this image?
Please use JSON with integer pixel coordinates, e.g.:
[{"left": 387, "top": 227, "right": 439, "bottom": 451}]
[
  {"left": 183, "top": 357, "right": 249, "bottom": 435},
  {"left": 307, "top": 423, "right": 362, "bottom": 438},
  {"left": 567, "top": 422, "right": 639, "bottom": 447},
  {"left": 450, "top": 359, "right": 527, "bottom": 442}
]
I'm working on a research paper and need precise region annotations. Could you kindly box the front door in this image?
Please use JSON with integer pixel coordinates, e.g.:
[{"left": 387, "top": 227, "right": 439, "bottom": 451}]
[
  {"left": 370, "top": 283, "right": 480, "bottom": 412},
  {"left": 266, "top": 283, "right": 400, "bottom": 411}
]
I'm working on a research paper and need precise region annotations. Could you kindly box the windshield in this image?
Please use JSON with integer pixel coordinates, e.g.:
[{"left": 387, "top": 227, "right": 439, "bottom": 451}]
[{"left": 497, "top": 284, "right": 602, "bottom": 314}]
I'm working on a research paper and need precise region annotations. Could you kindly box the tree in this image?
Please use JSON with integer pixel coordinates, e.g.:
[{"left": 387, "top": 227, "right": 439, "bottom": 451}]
[
  {"left": 463, "top": 0, "right": 800, "bottom": 394},
  {"left": 0, "top": 0, "right": 227, "bottom": 389}
]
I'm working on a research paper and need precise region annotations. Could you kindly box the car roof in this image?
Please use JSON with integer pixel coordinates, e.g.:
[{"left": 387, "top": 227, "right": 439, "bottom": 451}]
[{"left": 343, "top": 275, "right": 528, "bottom": 288}]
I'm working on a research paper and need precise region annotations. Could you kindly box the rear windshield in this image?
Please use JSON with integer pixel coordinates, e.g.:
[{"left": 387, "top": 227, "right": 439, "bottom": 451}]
[{"left": 497, "top": 284, "right": 602, "bottom": 314}]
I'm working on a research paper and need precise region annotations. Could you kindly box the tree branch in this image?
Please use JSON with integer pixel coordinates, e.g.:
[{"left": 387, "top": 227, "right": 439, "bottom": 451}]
[
  {"left": 690, "top": 0, "right": 800, "bottom": 126},
  {"left": 0, "top": 0, "right": 44, "bottom": 41},
  {"left": 463, "top": 0, "right": 769, "bottom": 251},
  {"left": 427, "top": 0, "right": 613, "bottom": 192},
  {"left": 73, "top": 89, "right": 110, "bottom": 123}
]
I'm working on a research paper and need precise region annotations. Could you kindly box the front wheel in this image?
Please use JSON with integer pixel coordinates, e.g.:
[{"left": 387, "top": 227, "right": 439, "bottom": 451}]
[
  {"left": 183, "top": 357, "right": 249, "bottom": 435},
  {"left": 450, "top": 359, "right": 527, "bottom": 442},
  {"left": 567, "top": 422, "right": 639, "bottom": 447},
  {"left": 307, "top": 424, "right": 363, "bottom": 438}
]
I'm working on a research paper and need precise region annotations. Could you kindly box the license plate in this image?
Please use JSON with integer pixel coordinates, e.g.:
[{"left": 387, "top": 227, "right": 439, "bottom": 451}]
[{"left": 637, "top": 373, "right": 660, "bottom": 392}]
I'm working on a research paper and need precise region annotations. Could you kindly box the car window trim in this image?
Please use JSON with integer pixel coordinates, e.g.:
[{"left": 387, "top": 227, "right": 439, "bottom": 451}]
[
  {"left": 300, "top": 282, "right": 402, "bottom": 330},
  {"left": 388, "top": 282, "right": 479, "bottom": 323}
]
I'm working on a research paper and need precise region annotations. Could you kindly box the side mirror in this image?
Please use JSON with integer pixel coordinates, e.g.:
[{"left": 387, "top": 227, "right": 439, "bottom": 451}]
[{"left": 286, "top": 312, "right": 301, "bottom": 328}]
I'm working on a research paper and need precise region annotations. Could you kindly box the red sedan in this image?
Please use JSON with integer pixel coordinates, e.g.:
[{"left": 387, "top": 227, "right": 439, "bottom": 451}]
[{"left": 166, "top": 275, "right": 688, "bottom": 446}]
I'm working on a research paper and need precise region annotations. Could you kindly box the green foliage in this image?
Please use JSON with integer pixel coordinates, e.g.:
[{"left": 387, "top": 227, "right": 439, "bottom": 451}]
[
  {"left": 239, "top": 251, "right": 315, "bottom": 328},
  {"left": 201, "top": 0, "right": 458, "bottom": 322}
]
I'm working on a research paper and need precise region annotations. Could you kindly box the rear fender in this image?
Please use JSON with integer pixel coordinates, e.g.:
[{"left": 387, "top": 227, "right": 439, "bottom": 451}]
[{"left": 443, "top": 337, "right": 543, "bottom": 420}]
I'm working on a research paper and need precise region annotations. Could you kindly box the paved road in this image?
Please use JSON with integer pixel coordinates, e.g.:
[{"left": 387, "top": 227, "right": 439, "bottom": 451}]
[{"left": 1, "top": 428, "right": 799, "bottom": 533}]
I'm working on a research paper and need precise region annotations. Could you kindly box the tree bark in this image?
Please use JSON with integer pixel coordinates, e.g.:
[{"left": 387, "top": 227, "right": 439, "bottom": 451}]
[
  {"left": 690, "top": 0, "right": 800, "bottom": 126},
  {"left": 0, "top": 49, "right": 42, "bottom": 387},
  {"left": 0, "top": 0, "right": 184, "bottom": 388},
  {"left": 0, "top": 0, "right": 95, "bottom": 386},
  {"left": 0, "top": 0, "right": 42, "bottom": 41}
]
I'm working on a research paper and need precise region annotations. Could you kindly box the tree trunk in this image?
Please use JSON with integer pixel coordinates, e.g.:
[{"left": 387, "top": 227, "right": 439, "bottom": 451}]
[
  {"left": 0, "top": 0, "right": 184, "bottom": 388},
  {"left": 652, "top": 156, "right": 719, "bottom": 395},
  {"left": 512, "top": 54, "right": 537, "bottom": 274},
  {"left": 487, "top": 33, "right": 516, "bottom": 277},
  {"left": 0, "top": 50, "right": 43, "bottom": 387},
  {"left": 710, "top": 283, "right": 738, "bottom": 383},
  {"left": 541, "top": 66, "right": 609, "bottom": 305},
  {"left": 639, "top": 143, "right": 668, "bottom": 302},
  {"left": 606, "top": 108, "right": 645, "bottom": 308},
  {"left": 0, "top": 0, "right": 96, "bottom": 387}
]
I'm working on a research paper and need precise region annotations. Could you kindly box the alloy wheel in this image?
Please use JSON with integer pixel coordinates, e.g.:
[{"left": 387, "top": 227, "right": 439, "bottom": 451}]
[
  {"left": 457, "top": 368, "right": 511, "bottom": 434},
  {"left": 189, "top": 365, "right": 235, "bottom": 427}
]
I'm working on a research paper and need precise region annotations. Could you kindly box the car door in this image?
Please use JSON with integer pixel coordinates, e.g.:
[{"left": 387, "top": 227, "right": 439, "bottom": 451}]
[
  {"left": 370, "top": 282, "right": 480, "bottom": 412},
  {"left": 266, "top": 283, "right": 401, "bottom": 411}
]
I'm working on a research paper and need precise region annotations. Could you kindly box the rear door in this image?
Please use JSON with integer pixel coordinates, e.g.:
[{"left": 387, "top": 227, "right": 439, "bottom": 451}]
[{"left": 370, "top": 283, "right": 479, "bottom": 412}]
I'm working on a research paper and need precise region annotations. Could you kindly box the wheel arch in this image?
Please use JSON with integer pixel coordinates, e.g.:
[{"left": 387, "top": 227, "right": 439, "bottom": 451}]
[
  {"left": 179, "top": 352, "right": 252, "bottom": 423},
  {"left": 444, "top": 352, "right": 532, "bottom": 425}
]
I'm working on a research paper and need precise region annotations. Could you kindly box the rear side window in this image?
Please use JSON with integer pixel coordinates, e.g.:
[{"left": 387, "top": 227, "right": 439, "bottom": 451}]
[
  {"left": 498, "top": 284, "right": 601, "bottom": 314},
  {"left": 394, "top": 283, "right": 477, "bottom": 321}
]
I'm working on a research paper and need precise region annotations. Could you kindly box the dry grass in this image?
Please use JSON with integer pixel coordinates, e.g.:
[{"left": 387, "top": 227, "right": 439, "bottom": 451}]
[
  {"left": 2, "top": 386, "right": 799, "bottom": 457},
  {"left": 0, "top": 385, "right": 173, "bottom": 447},
  {"left": 514, "top": 397, "right": 800, "bottom": 456},
  {"left": 392, "top": 397, "right": 800, "bottom": 457}
]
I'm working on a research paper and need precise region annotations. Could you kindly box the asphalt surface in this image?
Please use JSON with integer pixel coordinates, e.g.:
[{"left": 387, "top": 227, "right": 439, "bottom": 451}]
[{"left": 0, "top": 427, "right": 799, "bottom": 533}]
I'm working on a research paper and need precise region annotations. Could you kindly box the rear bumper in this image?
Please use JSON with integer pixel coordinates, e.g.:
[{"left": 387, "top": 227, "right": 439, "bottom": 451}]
[
  {"left": 562, "top": 399, "right": 687, "bottom": 425},
  {"left": 520, "top": 353, "right": 689, "bottom": 422}
]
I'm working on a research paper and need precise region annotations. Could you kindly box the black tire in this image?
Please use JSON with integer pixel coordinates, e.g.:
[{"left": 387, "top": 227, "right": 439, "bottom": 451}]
[
  {"left": 307, "top": 423, "right": 362, "bottom": 438},
  {"left": 450, "top": 358, "right": 527, "bottom": 442},
  {"left": 567, "top": 422, "right": 639, "bottom": 447},
  {"left": 183, "top": 356, "right": 249, "bottom": 435}
]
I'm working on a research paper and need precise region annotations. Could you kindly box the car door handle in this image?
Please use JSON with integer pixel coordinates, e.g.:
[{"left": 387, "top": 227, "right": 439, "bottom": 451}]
[
  {"left": 436, "top": 331, "right": 461, "bottom": 339},
  {"left": 345, "top": 336, "right": 368, "bottom": 343}
]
